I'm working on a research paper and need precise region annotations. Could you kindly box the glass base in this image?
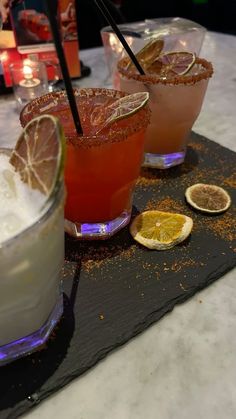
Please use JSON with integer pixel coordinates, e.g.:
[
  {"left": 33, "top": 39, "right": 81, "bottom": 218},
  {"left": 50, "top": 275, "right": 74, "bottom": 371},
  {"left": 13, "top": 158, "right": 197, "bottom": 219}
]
[
  {"left": 65, "top": 209, "right": 131, "bottom": 239},
  {"left": 143, "top": 150, "right": 186, "bottom": 169},
  {"left": 0, "top": 296, "right": 63, "bottom": 366}
]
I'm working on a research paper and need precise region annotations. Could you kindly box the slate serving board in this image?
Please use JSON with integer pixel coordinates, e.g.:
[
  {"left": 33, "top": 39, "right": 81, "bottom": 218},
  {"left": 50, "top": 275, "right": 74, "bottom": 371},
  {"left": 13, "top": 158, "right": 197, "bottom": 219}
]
[{"left": 1, "top": 132, "right": 236, "bottom": 419}]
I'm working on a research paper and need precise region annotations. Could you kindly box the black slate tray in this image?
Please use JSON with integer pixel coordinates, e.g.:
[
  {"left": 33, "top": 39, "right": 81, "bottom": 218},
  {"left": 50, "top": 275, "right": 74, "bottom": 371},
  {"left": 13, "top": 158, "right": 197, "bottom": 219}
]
[{"left": 1, "top": 132, "right": 236, "bottom": 419}]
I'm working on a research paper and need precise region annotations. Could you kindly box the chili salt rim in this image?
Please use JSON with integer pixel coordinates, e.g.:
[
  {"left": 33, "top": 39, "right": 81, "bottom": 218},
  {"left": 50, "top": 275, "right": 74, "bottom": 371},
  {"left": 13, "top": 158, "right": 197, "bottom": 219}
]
[
  {"left": 117, "top": 57, "right": 213, "bottom": 85},
  {"left": 20, "top": 88, "right": 151, "bottom": 148}
]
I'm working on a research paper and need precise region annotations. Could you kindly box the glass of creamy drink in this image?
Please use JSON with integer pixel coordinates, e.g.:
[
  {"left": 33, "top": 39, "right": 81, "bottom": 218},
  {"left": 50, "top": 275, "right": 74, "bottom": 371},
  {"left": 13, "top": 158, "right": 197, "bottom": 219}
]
[
  {"left": 117, "top": 42, "right": 213, "bottom": 169},
  {"left": 0, "top": 115, "right": 65, "bottom": 365}
]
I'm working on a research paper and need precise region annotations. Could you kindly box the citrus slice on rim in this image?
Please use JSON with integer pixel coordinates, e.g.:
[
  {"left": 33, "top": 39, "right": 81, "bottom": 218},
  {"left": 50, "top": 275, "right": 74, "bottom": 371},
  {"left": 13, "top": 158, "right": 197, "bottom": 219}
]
[
  {"left": 127, "top": 39, "right": 164, "bottom": 70},
  {"left": 90, "top": 92, "right": 149, "bottom": 134},
  {"left": 10, "top": 114, "right": 65, "bottom": 197},
  {"left": 148, "top": 51, "right": 196, "bottom": 76},
  {"left": 130, "top": 210, "right": 193, "bottom": 250},
  {"left": 146, "top": 59, "right": 163, "bottom": 75},
  {"left": 185, "top": 184, "right": 231, "bottom": 214}
]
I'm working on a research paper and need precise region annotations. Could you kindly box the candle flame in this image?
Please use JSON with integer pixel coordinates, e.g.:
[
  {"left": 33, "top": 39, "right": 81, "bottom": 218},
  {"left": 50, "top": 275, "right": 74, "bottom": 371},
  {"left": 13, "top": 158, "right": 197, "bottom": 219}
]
[{"left": 23, "top": 65, "right": 33, "bottom": 78}]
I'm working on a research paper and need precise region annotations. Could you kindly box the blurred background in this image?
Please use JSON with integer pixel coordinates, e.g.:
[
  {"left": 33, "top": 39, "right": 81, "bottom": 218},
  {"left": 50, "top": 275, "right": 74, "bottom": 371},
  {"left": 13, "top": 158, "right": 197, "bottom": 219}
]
[{"left": 76, "top": 0, "right": 236, "bottom": 49}]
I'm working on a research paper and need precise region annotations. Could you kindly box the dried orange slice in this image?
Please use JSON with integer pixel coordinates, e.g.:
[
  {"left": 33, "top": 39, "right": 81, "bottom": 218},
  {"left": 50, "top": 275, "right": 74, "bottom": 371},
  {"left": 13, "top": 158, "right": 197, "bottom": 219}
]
[
  {"left": 146, "top": 59, "right": 163, "bottom": 75},
  {"left": 10, "top": 114, "right": 65, "bottom": 196},
  {"left": 185, "top": 184, "right": 231, "bottom": 214},
  {"left": 90, "top": 92, "right": 149, "bottom": 134},
  {"left": 148, "top": 51, "right": 196, "bottom": 76},
  {"left": 130, "top": 210, "right": 193, "bottom": 250},
  {"left": 127, "top": 39, "right": 164, "bottom": 70}
]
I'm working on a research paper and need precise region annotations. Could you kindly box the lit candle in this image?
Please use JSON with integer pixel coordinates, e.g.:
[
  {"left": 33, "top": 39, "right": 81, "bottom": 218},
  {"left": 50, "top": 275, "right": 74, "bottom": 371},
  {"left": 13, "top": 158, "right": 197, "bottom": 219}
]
[
  {"left": 19, "top": 61, "right": 40, "bottom": 88},
  {"left": 23, "top": 65, "right": 33, "bottom": 81}
]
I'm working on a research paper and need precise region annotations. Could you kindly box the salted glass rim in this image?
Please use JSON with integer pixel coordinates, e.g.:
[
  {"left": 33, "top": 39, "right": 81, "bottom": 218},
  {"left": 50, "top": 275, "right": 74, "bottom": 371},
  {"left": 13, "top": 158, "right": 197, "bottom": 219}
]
[
  {"left": 117, "top": 57, "right": 213, "bottom": 85},
  {"left": 0, "top": 150, "right": 64, "bottom": 250},
  {"left": 20, "top": 87, "right": 151, "bottom": 147}
]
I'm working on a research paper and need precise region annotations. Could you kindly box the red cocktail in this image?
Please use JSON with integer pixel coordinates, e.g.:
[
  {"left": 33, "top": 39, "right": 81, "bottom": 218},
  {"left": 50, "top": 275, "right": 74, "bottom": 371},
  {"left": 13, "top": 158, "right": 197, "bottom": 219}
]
[{"left": 20, "top": 88, "right": 150, "bottom": 239}]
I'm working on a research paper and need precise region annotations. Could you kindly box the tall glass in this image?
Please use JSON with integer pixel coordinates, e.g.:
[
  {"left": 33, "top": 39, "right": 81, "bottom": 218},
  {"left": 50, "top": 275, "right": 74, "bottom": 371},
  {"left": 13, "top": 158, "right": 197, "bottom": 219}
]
[
  {"left": 20, "top": 88, "right": 150, "bottom": 239},
  {"left": 0, "top": 167, "right": 64, "bottom": 366},
  {"left": 117, "top": 57, "right": 213, "bottom": 169}
]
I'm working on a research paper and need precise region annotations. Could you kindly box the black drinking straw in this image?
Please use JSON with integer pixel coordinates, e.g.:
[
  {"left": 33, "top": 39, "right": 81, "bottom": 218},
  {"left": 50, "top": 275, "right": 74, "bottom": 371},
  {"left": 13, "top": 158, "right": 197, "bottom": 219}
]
[
  {"left": 45, "top": 0, "right": 83, "bottom": 135},
  {"left": 94, "top": 0, "right": 146, "bottom": 75}
]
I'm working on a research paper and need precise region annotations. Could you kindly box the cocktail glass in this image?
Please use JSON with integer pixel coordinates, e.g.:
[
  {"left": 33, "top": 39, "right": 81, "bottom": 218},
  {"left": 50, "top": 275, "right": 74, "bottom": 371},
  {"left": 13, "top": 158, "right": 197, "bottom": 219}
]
[
  {"left": 101, "top": 17, "right": 207, "bottom": 88},
  {"left": 0, "top": 152, "right": 64, "bottom": 365},
  {"left": 117, "top": 57, "right": 213, "bottom": 169},
  {"left": 20, "top": 88, "right": 150, "bottom": 239}
]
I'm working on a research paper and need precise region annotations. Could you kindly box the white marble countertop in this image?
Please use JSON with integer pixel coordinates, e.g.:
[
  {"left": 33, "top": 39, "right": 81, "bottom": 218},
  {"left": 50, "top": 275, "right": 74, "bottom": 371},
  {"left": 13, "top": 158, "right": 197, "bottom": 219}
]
[{"left": 1, "top": 31, "right": 236, "bottom": 419}]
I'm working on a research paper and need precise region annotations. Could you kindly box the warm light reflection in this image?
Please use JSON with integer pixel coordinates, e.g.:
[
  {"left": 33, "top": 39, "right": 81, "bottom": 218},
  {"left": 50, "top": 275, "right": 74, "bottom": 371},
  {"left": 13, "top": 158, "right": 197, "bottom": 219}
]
[
  {"left": 0, "top": 51, "right": 9, "bottom": 63},
  {"left": 109, "top": 33, "right": 134, "bottom": 55},
  {"left": 109, "top": 33, "right": 123, "bottom": 53}
]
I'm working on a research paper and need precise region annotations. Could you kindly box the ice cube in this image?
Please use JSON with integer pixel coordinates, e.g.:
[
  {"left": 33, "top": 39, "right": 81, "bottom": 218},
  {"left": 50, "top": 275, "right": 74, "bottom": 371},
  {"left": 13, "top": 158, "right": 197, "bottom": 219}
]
[
  {"left": 3, "top": 169, "right": 17, "bottom": 198},
  {"left": 0, "top": 213, "right": 24, "bottom": 241}
]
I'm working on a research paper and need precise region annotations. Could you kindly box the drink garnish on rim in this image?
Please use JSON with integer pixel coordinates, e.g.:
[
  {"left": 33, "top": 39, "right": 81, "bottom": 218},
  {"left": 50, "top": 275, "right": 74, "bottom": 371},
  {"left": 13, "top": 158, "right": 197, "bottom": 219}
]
[
  {"left": 90, "top": 92, "right": 149, "bottom": 134},
  {"left": 10, "top": 115, "right": 65, "bottom": 198}
]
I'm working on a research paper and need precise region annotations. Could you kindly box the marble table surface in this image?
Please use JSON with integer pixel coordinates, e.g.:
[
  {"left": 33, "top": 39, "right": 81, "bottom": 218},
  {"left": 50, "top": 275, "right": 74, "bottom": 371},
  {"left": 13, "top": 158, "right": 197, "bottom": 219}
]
[{"left": 1, "top": 31, "right": 236, "bottom": 419}]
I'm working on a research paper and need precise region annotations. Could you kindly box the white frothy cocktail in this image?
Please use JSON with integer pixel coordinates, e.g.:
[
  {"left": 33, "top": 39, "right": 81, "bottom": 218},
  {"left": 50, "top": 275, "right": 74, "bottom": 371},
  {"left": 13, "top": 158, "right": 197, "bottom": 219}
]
[
  {"left": 0, "top": 115, "right": 65, "bottom": 365},
  {"left": 0, "top": 152, "right": 46, "bottom": 242}
]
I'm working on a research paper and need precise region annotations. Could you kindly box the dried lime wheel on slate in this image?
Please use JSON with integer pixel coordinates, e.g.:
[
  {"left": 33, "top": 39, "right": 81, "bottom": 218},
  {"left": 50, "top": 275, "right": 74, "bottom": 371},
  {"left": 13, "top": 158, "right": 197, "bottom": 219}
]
[
  {"left": 130, "top": 210, "right": 193, "bottom": 250},
  {"left": 185, "top": 183, "right": 231, "bottom": 214}
]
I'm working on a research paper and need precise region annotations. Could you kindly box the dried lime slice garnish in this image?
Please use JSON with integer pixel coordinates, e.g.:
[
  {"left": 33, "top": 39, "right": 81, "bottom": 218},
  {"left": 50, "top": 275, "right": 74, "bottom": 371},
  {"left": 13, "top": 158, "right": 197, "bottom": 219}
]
[
  {"left": 148, "top": 51, "right": 196, "bottom": 76},
  {"left": 10, "top": 114, "right": 65, "bottom": 197},
  {"left": 185, "top": 183, "right": 231, "bottom": 213},
  {"left": 127, "top": 38, "right": 164, "bottom": 70},
  {"left": 90, "top": 92, "right": 149, "bottom": 134}
]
